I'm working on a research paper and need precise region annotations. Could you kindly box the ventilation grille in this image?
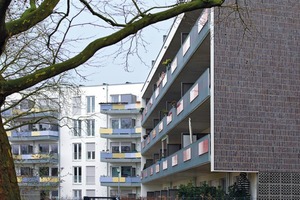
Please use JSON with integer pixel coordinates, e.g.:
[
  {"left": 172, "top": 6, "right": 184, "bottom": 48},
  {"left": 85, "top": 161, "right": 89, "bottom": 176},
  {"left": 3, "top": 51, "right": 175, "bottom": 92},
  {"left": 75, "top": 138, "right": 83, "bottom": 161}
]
[{"left": 258, "top": 172, "right": 300, "bottom": 199}]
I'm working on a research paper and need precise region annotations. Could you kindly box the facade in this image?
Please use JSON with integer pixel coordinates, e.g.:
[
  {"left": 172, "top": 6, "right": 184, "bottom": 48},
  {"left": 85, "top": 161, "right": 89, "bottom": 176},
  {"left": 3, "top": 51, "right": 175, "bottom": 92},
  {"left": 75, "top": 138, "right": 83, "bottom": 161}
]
[
  {"left": 60, "top": 83, "right": 143, "bottom": 199},
  {"left": 4, "top": 97, "right": 60, "bottom": 199},
  {"left": 140, "top": 1, "right": 300, "bottom": 200}
]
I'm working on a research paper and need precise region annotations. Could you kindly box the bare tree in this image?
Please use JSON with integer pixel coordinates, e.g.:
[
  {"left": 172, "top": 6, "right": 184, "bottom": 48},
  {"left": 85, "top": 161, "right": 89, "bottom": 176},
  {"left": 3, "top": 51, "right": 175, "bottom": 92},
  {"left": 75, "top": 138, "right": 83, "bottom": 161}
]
[{"left": 0, "top": 0, "right": 225, "bottom": 199}]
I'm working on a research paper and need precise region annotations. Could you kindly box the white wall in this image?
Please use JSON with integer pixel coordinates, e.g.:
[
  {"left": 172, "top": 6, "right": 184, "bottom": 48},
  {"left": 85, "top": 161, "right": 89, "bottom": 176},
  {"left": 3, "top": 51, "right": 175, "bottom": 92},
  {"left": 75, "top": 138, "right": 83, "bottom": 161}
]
[{"left": 60, "top": 83, "right": 143, "bottom": 199}]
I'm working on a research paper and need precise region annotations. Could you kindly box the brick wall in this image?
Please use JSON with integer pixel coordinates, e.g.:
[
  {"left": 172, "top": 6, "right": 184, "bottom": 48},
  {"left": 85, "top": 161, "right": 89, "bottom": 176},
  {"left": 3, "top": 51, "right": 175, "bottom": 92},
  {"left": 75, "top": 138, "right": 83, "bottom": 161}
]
[{"left": 213, "top": 0, "right": 300, "bottom": 171}]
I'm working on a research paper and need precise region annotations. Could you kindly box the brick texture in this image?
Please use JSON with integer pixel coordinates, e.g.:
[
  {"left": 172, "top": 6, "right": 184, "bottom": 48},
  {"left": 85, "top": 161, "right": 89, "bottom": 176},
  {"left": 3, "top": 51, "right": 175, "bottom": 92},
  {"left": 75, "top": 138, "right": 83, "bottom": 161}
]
[{"left": 213, "top": 0, "right": 300, "bottom": 171}]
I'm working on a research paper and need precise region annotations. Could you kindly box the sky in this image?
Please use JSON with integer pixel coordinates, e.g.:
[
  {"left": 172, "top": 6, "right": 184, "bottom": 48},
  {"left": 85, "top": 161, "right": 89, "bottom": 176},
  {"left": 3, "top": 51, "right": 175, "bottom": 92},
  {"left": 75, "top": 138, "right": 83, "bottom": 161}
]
[
  {"left": 65, "top": 1, "right": 174, "bottom": 86},
  {"left": 76, "top": 21, "right": 172, "bottom": 86}
]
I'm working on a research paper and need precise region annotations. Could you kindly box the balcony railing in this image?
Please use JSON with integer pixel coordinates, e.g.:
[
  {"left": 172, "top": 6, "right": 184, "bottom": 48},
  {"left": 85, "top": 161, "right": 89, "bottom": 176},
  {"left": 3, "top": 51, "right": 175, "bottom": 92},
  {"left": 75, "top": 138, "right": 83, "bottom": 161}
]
[
  {"left": 13, "top": 153, "right": 58, "bottom": 163},
  {"left": 141, "top": 9, "right": 209, "bottom": 124},
  {"left": 141, "top": 69, "right": 210, "bottom": 152},
  {"left": 7, "top": 130, "right": 59, "bottom": 141},
  {"left": 100, "top": 176, "right": 141, "bottom": 187},
  {"left": 100, "top": 152, "right": 141, "bottom": 162},
  {"left": 141, "top": 135, "right": 210, "bottom": 183},
  {"left": 17, "top": 176, "right": 59, "bottom": 186},
  {"left": 2, "top": 108, "right": 59, "bottom": 118},
  {"left": 100, "top": 127, "right": 141, "bottom": 138},
  {"left": 100, "top": 102, "right": 141, "bottom": 114}
]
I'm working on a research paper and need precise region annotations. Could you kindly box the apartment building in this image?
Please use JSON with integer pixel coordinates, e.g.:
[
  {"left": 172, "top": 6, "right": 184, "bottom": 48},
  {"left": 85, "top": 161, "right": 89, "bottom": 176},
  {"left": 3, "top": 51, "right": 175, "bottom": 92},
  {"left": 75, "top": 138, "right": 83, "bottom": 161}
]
[
  {"left": 140, "top": 1, "right": 300, "bottom": 199},
  {"left": 4, "top": 96, "right": 60, "bottom": 200},
  {"left": 60, "top": 83, "right": 143, "bottom": 199}
]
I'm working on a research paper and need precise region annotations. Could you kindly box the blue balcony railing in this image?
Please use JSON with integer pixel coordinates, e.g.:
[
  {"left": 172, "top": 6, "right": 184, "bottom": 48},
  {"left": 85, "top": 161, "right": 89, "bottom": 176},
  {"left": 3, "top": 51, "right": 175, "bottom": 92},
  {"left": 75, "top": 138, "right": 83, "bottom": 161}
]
[
  {"left": 100, "top": 102, "right": 141, "bottom": 114},
  {"left": 100, "top": 152, "right": 141, "bottom": 163},
  {"left": 100, "top": 127, "right": 141, "bottom": 138},
  {"left": 7, "top": 130, "right": 59, "bottom": 141},
  {"left": 100, "top": 176, "right": 141, "bottom": 186},
  {"left": 141, "top": 69, "right": 210, "bottom": 152},
  {"left": 141, "top": 9, "right": 210, "bottom": 124},
  {"left": 141, "top": 135, "right": 210, "bottom": 183}
]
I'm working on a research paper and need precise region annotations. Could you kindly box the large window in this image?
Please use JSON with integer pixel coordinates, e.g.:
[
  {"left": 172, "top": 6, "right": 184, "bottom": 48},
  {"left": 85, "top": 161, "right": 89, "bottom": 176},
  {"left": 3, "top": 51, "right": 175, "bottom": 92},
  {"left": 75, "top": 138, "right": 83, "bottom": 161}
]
[
  {"left": 86, "top": 166, "right": 95, "bottom": 185},
  {"left": 86, "top": 143, "right": 95, "bottom": 160},
  {"left": 110, "top": 142, "right": 135, "bottom": 153},
  {"left": 39, "top": 167, "right": 58, "bottom": 177},
  {"left": 111, "top": 118, "right": 135, "bottom": 129},
  {"left": 20, "top": 144, "right": 33, "bottom": 154},
  {"left": 20, "top": 167, "right": 33, "bottom": 176},
  {"left": 110, "top": 94, "right": 136, "bottom": 103},
  {"left": 73, "top": 167, "right": 82, "bottom": 184},
  {"left": 39, "top": 144, "right": 49, "bottom": 153},
  {"left": 86, "top": 96, "right": 95, "bottom": 113},
  {"left": 86, "top": 119, "right": 95, "bottom": 136},
  {"left": 121, "top": 118, "right": 135, "bottom": 129},
  {"left": 12, "top": 145, "right": 19, "bottom": 155},
  {"left": 50, "top": 144, "right": 58, "bottom": 153},
  {"left": 111, "top": 142, "right": 119, "bottom": 153},
  {"left": 39, "top": 167, "right": 49, "bottom": 176},
  {"left": 73, "top": 143, "right": 82, "bottom": 160},
  {"left": 73, "top": 120, "right": 82, "bottom": 136}
]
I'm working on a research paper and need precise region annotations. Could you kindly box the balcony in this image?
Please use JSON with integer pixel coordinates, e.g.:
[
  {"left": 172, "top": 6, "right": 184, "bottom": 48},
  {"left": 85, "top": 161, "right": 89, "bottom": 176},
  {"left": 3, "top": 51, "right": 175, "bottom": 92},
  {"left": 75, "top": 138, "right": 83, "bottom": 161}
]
[
  {"left": 141, "top": 9, "right": 210, "bottom": 126},
  {"left": 100, "top": 102, "right": 141, "bottom": 115},
  {"left": 141, "top": 135, "right": 210, "bottom": 183},
  {"left": 100, "top": 176, "right": 141, "bottom": 187},
  {"left": 100, "top": 127, "right": 141, "bottom": 139},
  {"left": 13, "top": 153, "right": 58, "bottom": 164},
  {"left": 17, "top": 176, "right": 59, "bottom": 187},
  {"left": 100, "top": 152, "right": 141, "bottom": 163},
  {"left": 7, "top": 130, "right": 59, "bottom": 141},
  {"left": 2, "top": 108, "right": 59, "bottom": 118},
  {"left": 141, "top": 69, "right": 210, "bottom": 153}
]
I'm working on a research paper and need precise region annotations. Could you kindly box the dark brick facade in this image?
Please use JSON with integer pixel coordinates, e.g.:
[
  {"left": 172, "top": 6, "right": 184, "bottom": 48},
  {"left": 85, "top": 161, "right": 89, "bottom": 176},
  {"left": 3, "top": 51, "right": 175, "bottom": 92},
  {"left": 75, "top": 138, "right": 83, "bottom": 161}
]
[{"left": 213, "top": 0, "right": 300, "bottom": 171}]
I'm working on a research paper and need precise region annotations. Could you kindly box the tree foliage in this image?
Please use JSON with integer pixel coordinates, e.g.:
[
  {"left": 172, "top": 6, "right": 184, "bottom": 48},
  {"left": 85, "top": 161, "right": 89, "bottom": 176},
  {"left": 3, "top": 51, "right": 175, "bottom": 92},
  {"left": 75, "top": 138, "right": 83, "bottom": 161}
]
[
  {"left": 178, "top": 181, "right": 250, "bottom": 200},
  {"left": 0, "top": 0, "right": 225, "bottom": 199}
]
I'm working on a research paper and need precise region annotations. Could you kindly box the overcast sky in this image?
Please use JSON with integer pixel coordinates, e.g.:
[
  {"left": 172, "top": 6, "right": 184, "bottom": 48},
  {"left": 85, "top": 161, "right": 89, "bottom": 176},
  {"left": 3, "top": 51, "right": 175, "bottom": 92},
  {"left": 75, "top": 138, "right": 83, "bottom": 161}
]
[{"left": 64, "top": 1, "right": 174, "bottom": 86}]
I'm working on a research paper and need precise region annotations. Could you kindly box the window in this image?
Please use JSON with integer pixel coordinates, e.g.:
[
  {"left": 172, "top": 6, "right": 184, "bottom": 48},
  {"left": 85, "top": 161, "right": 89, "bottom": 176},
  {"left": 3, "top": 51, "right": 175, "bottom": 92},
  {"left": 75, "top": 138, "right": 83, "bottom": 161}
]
[
  {"left": 111, "top": 142, "right": 119, "bottom": 153},
  {"left": 20, "top": 144, "right": 33, "bottom": 154},
  {"left": 110, "top": 94, "right": 136, "bottom": 103},
  {"left": 73, "top": 120, "right": 82, "bottom": 136},
  {"left": 51, "top": 167, "right": 58, "bottom": 177},
  {"left": 111, "top": 118, "right": 135, "bottom": 129},
  {"left": 73, "top": 189, "right": 82, "bottom": 200},
  {"left": 39, "top": 167, "right": 58, "bottom": 177},
  {"left": 73, "top": 143, "right": 82, "bottom": 160},
  {"left": 121, "top": 94, "right": 133, "bottom": 103},
  {"left": 73, "top": 167, "right": 82, "bottom": 183},
  {"left": 51, "top": 191, "right": 58, "bottom": 199},
  {"left": 50, "top": 144, "right": 58, "bottom": 153},
  {"left": 111, "top": 95, "right": 119, "bottom": 103},
  {"left": 39, "top": 167, "right": 49, "bottom": 176},
  {"left": 21, "top": 167, "right": 33, "bottom": 176},
  {"left": 86, "top": 119, "right": 95, "bottom": 136},
  {"left": 39, "top": 144, "right": 49, "bottom": 153},
  {"left": 121, "top": 143, "right": 132, "bottom": 153},
  {"left": 86, "top": 166, "right": 95, "bottom": 185},
  {"left": 121, "top": 118, "right": 135, "bottom": 129},
  {"left": 12, "top": 145, "right": 19, "bottom": 155},
  {"left": 86, "top": 96, "right": 95, "bottom": 113},
  {"left": 72, "top": 96, "right": 81, "bottom": 115},
  {"left": 86, "top": 143, "right": 95, "bottom": 160},
  {"left": 111, "top": 119, "right": 119, "bottom": 129}
]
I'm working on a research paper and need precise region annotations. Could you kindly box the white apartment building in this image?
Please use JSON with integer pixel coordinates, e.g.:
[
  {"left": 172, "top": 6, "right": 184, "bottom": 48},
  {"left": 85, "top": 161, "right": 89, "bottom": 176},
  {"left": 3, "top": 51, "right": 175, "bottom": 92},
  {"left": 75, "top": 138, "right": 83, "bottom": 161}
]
[
  {"left": 60, "top": 82, "right": 143, "bottom": 199},
  {"left": 4, "top": 93, "right": 60, "bottom": 200}
]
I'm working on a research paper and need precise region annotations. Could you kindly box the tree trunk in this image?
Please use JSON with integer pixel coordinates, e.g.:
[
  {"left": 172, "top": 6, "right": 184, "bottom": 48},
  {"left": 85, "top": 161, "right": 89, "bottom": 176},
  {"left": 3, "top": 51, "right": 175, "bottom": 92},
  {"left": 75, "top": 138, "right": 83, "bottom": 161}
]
[{"left": 0, "top": 113, "right": 21, "bottom": 199}]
